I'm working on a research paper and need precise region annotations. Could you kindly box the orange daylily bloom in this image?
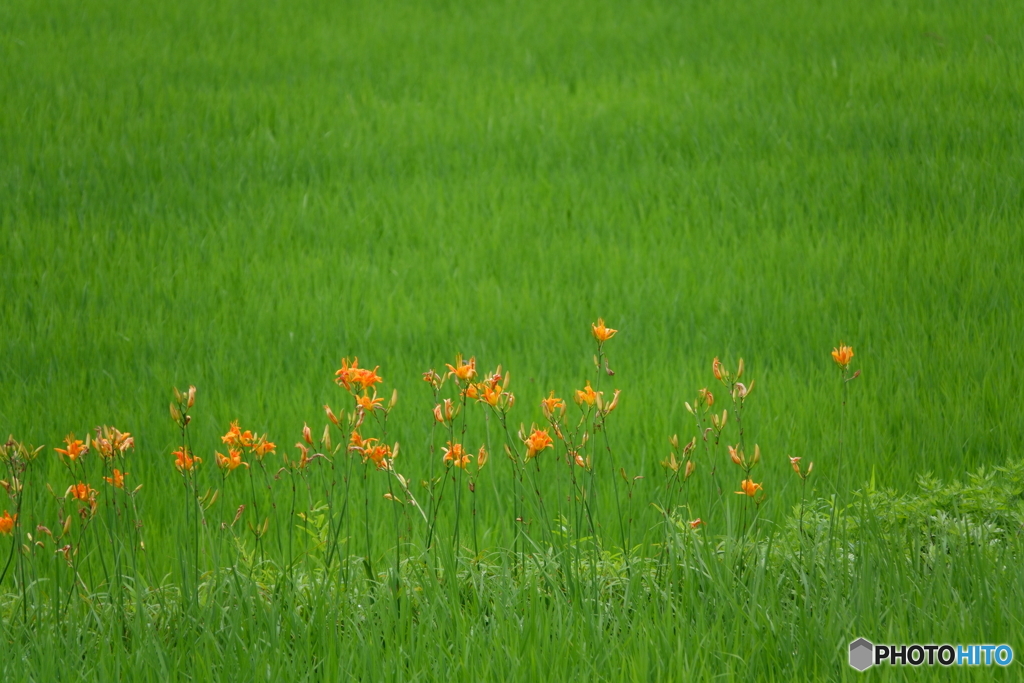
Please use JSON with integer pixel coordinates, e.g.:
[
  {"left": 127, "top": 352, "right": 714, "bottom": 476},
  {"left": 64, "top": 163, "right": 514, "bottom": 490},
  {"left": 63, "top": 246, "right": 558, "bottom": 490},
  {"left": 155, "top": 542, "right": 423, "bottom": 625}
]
[
  {"left": 735, "top": 479, "right": 763, "bottom": 497},
  {"left": 173, "top": 446, "right": 201, "bottom": 472},
  {"left": 446, "top": 354, "right": 477, "bottom": 382},
  {"left": 66, "top": 482, "right": 98, "bottom": 504},
  {"left": 0, "top": 511, "right": 15, "bottom": 535},
  {"left": 480, "top": 383, "right": 510, "bottom": 408},
  {"left": 831, "top": 343, "right": 854, "bottom": 369},
  {"left": 356, "top": 391, "right": 384, "bottom": 412},
  {"left": 789, "top": 456, "right": 802, "bottom": 474},
  {"left": 442, "top": 442, "right": 472, "bottom": 469},
  {"left": 55, "top": 433, "right": 88, "bottom": 461},
  {"left": 349, "top": 431, "right": 372, "bottom": 452},
  {"left": 221, "top": 421, "right": 255, "bottom": 448},
  {"left": 252, "top": 436, "right": 276, "bottom": 459},
  {"left": 689, "top": 518, "right": 704, "bottom": 530},
  {"left": 93, "top": 426, "right": 134, "bottom": 459},
  {"left": 335, "top": 357, "right": 384, "bottom": 392},
  {"left": 591, "top": 318, "right": 617, "bottom": 343},
  {"left": 574, "top": 381, "right": 600, "bottom": 407},
  {"left": 364, "top": 442, "right": 394, "bottom": 470},
  {"left": 103, "top": 469, "right": 127, "bottom": 489},
  {"left": 216, "top": 449, "right": 249, "bottom": 472},
  {"left": 523, "top": 426, "right": 554, "bottom": 461},
  {"left": 541, "top": 391, "right": 565, "bottom": 419}
]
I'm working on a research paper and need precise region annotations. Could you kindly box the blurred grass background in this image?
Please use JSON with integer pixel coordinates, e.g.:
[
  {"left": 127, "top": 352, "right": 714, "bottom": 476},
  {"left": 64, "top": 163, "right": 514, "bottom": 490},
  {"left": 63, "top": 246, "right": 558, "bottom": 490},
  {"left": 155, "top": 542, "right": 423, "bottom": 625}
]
[{"left": 2, "top": 0, "right": 1022, "bottom": 572}]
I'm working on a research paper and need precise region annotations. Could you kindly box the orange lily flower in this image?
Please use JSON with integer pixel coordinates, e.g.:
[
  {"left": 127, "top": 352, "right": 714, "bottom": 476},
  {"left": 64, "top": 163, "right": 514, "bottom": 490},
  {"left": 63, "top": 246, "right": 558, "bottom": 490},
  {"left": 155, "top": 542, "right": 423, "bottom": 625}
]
[
  {"left": 252, "top": 436, "right": 276, "bottom": 459},
  {"left": 422, "top": 369, "right": 441, "bottom": 388},
  {"left": 335, "top": 357, "right": 384, "bottom": 392},
  {"left": 221, "top": 421, "right": 255, "bottom": 448},
  {"left": 446, "top": 354, "right": 477, "bottom": 382},
  {"left": 66, "top": 482, "right": 98, "bottom": 504},
  {"left": 0, "top": 511, "right": 15, "bottom": 535},
  {"left": 55, "top": 433, "right": 88, "bottom": 461},
  {"left": 93, "top": 426, "right": 134, "bottom": 459},
  {"left": 216, "top": 449, "right": 249, "bottom": 472},
  {"left": 541, "top": 391, "right": 565, "bottom": 419},
  {"left": 442, "top": 442, "right": 471, "bottom": 469},
  {"left": 789, "top": 456, "right": 802, "bottom": 474},
  {"left": 523, "top": 426, "right": 554, "bottom": 461},
  {"left": 356, "top": 390, "right": 384, "bottom": 412},
  {"left": 349, "top": 431, "right": 373, "bottom": 452},
  {"left": 574, "top": 381, "right": 600, "bottom": 407},
  {"left": 735, "top": 479, "right": 763, "bottom": 497},
  {"left": 591, "top": 318, "right": 617, "bottom": 343},
  {"left": 173, "top": 446, "right": 201, "bottom": 472},
  {"left": 103, "top": 469, "right": 127, "bottom": 489},
  {"left": 831, "top": 343, "right": 854, "bottom": 369},
  {"left": 689, "top": 518, "right": 704, "bottom": 529},
  {"left": 481, "top": 382, "right": 511, "bottom": 408},
  {"left": 364, "top": 442, "right": 394, "bottom": 470}
]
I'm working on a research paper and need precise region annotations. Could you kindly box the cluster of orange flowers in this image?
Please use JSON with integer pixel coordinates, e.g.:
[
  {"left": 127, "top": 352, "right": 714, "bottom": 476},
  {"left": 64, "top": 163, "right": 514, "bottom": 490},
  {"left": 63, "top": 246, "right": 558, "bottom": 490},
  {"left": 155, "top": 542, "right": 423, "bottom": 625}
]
[
  {"left": 441, "top": 441, "right": 485, "bottom": 470},
  {"left": 211, "top": 421, "right": 276, "bottom": 473},
  {"left": 335, "top": 357, "right": 387, "bottom": 416},
  {"left": 435, "top": 360, "right": 516, "bottom": 414},
  {"left": 92, "top": 426, "right": 134, "bottom": 460},
  {"left": 349, "top": 431, "right": 397, "bottom": 470}
]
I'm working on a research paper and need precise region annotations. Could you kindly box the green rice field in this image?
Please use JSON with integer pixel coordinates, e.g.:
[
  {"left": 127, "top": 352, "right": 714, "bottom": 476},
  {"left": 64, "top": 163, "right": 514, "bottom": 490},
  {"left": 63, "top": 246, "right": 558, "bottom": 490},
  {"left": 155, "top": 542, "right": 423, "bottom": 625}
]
[{"left": 1, "top": 0, "right": 1023, "bottom": 680}]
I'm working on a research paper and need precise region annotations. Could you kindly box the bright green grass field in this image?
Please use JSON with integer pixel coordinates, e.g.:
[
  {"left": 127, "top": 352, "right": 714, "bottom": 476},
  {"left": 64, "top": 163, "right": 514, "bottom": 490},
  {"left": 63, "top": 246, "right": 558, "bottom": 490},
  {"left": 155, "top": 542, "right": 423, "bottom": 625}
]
[{"left": 2, "top": 0, "right": 1023, "bottom": 680}]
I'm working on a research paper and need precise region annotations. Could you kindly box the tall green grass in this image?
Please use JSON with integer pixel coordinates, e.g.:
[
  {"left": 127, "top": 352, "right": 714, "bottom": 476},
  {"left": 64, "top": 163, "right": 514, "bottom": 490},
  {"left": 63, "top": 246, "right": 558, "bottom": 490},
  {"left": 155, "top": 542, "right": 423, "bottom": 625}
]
[{"left": 2, "top": 0, "right": 1023, "bottom": 679}]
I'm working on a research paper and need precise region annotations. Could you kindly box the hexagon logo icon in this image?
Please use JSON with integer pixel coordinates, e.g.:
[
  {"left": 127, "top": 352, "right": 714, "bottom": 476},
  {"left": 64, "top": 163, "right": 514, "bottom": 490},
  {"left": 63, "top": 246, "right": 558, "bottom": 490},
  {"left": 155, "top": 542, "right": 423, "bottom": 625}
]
[{"left": 849, "top": 638, "right": 874, "bottom": 671}]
